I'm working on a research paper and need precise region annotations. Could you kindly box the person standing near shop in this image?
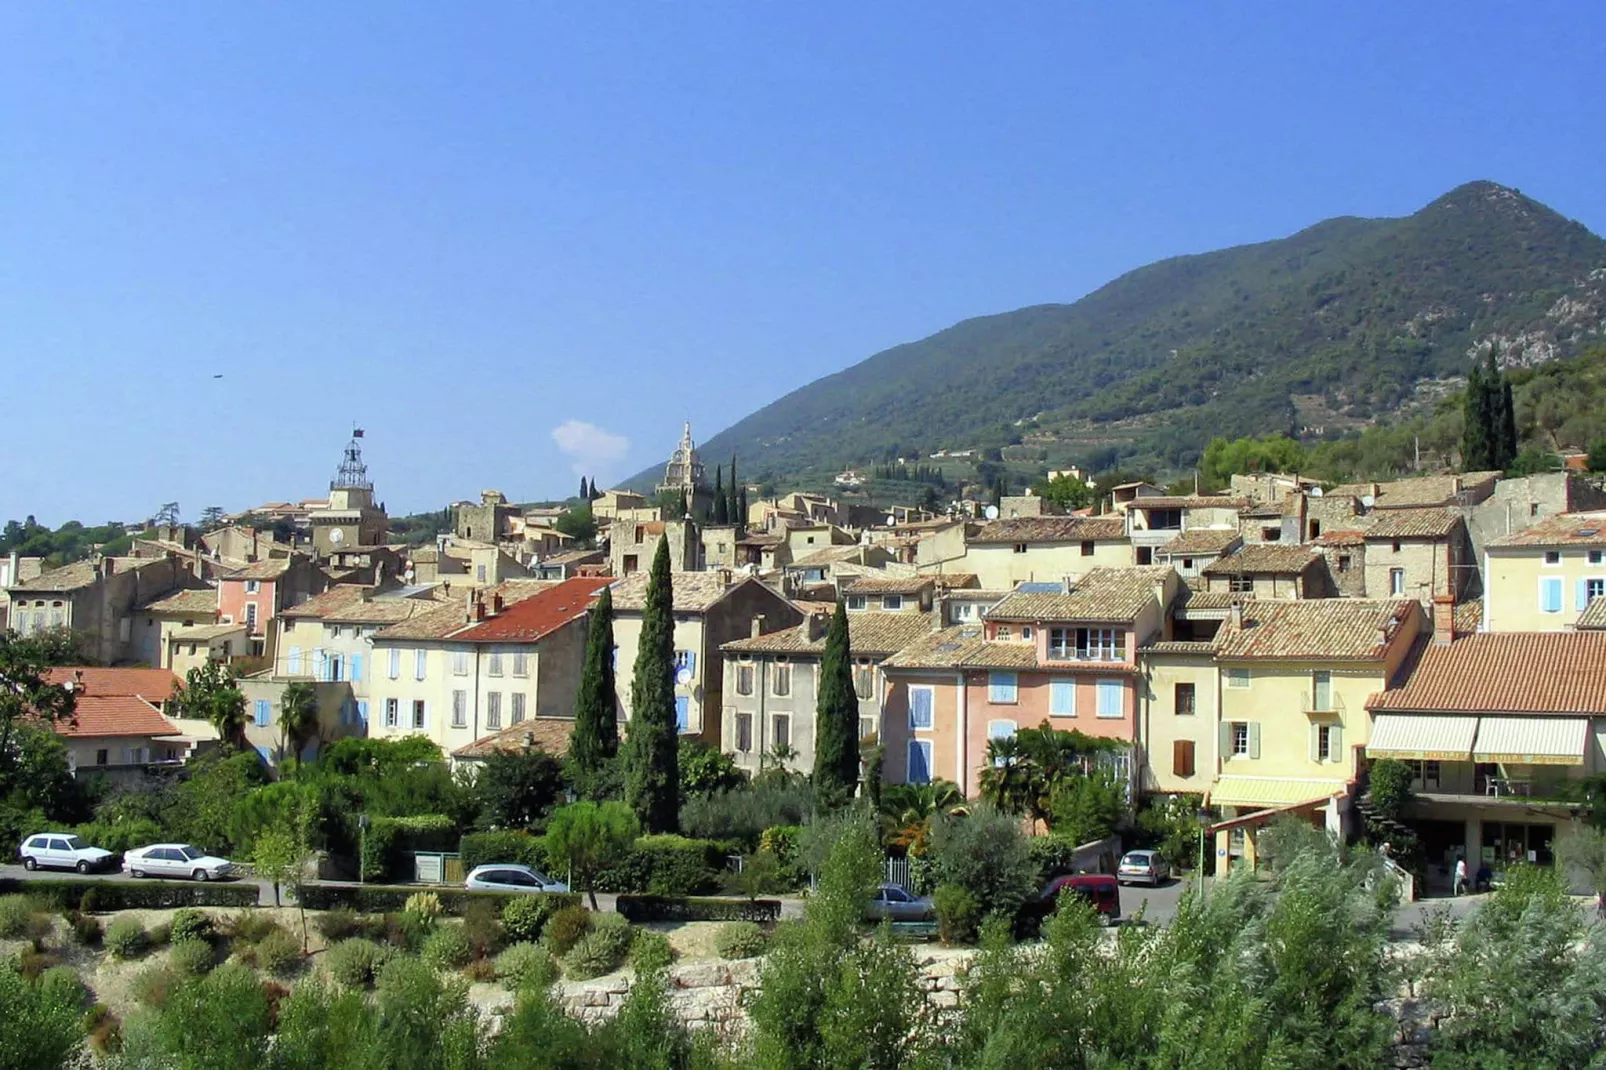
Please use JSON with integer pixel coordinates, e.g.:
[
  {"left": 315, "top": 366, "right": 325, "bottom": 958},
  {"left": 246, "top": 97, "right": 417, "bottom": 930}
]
[{"left": 1454, "top": 856, "right": 1469, "bottom": 896}]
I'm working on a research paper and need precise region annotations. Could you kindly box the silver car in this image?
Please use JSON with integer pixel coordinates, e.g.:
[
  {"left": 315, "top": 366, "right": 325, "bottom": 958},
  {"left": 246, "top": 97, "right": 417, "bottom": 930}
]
[
  {"left": 865, "top": 882, "right": 934, "bottom": 922},
  {"left": 124, "top": 843, "right": 236, "bottom": 881},
  {"left": 19, "top": 833, "right": 114, "bottom": 874},
  {"left": 1117, "top": 850, "right": 1171, "bottom": 886},
  {"left": 464, "top": 863, "right": 569, "bottom": 894}
]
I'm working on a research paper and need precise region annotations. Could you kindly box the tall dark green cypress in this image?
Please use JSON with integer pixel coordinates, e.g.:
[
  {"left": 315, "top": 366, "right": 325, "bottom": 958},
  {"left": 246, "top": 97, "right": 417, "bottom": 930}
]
[
  {"left": 812, "top": 601, "right": 861, "bottom": 810},
  {"left": 1462, "top": 359, "right": 1492, "bottom": 471},
  {"left": 623, "top": 538, "right": 680, "bottom": 832},
  {"left": 568, "top": 586, "right": 619, "bottom": 799},
  {"left": 579, "top": 476, "right": 589, "bottom": 500},
  {"left": 728, "top": 454, "right": 741, "bottom": 526},
  {"left": 713, "top": 466, "right": 728, "bottom": 524},
  {"left": 1499, "top": 377, "right": 1518, "bottom": 468},
  {"left": 1488, "top": 348, "right": 1518, "bottom": 469}
]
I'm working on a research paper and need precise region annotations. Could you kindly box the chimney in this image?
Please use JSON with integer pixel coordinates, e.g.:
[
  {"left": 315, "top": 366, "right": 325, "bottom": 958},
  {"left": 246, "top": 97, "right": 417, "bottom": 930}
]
[
  {"left": 808, "top": 612, "right": 828, "bottom": 641},
  {"left": 750, "top": 614, "right": 766, "bottom": 638},
  {"left": 1230, "top": 599, "right": 1245, "bottom": 631},
  {"left": 1432, "top": 594, "right": 1456, "bottom": 645},
  {"left": 474, "top": 601, "right": 487, "bottom": 622},
  {"left": 492, "top": 592, "right": 504, "bottom": 615}
]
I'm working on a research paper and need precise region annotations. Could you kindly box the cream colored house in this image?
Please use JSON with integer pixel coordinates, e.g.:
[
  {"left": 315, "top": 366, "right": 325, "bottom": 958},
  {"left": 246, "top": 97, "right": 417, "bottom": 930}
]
[
  {"left": 1139, "top": 640, "right": 1219, "bottom": 795},
  {"left": 933, "top": 516, "right": 1131, "bottom": 590},
  {"left": 130, "top": 588, "right": 220, "bottom": 669},
  {"left": 1483, "top": 511, "right": 1606, "bottom": 632},
  {"left": 166, "top": 624, "right": 249, "bottom": 676}
]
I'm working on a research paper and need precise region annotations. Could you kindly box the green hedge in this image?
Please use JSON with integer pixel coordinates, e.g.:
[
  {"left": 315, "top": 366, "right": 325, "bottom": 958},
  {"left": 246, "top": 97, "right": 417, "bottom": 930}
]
[
  {"left": 296, "top": 883, "right": 580, "bottom": 916},
  {"left": 594, "top": 835, "right": 725, "bottom": 896},
  {"left": 614, "top": 895, "right": 781, "bottom": 923},
  {"left": 1, "top": 878, "right": 260, "bottom": 911},
  {"left": 459, "top": 831, "right": 548, "bottom": 873},
  {"left": 361, "top": 815, "right": 459, "bottom": 882}
]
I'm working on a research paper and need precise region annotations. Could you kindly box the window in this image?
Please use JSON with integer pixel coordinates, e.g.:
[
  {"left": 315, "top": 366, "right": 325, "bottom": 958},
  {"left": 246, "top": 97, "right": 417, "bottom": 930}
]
[
  {"left": 1544, "top": 550, "right": 1561, "bottom": 565},
  {"left": 988, "top": 672, "right": 1018, "bottom": 704},
  {"left": 1048, "top": 628, "right": 1073, "bottom": 659},
  {"left": 1075, "top": 627, "right": 1125, "bottom": 661},
  {"left": 853, "top": 663, "right": 875, "bottom": 700},
  {"left": 388, "top": 648, "right": 400, "bottom": 680},
  {"left": 1530, "top": 503, "right": 1541, "bottom": 518},
  {"left": 1390, "top": 568, "right": 1406, "bottom": 596},
  {"left": 245, "top": 579, "right": 260, "bottom": 594},
  {"left": 1591, "top": 550, "right": 1604, "bottom": 566},
  {"left": 772, "top": 712, "right": 790, "bottom": 749},
  {"left": 847, "top": 595, "right": 867, "bottom": 611},
  {"left": 909, "top": 686, "right": 934, "bottom": 730},
  {"left": 1540, "top": 577, "right": 1564, "bottom": 614},
  {"left": 476, "top": 565, "right": 488, "bottom": 583},
  {"left": 1225, "top": 668, "right": 1250, "bottom": 689},
  {"left": 411, "top": 700, "right": 426, "bottom": 730},
  {"left": 512, "top": 652, "right": 529, "bottom": 677},
  {"left": 907, "top": 739, "right": 932, "bottom": 784},
  {"left": 415, "top": 650, "right": 428, "bottom": 681},
  {"left": 245, "top": 603, "right": 258, "bottom": 630},
  {"left": 1020, "top": 626, "right": 1033, "bottom": 640},
  {"left": 1175, "top": 682, "right": 1196, "bottom": 716},
  {"left": 356, "top": 701, "right": 368, "bottom": 728},
  {"left": 1313, "top": 723, "right": 1343, "bottom": 763},
  {"left": 384, "top": 699, "right": 399, "bottom": 728},
  {"left": 254, "top": 699, "right": 270, "bottom": 727},
  {"left": 1013, "top": 543, "right": 1028, "bottom": 554},
  {"left": 1049, "top": 679, "right": 1076, "bottom": 716},
  {"left": 1172, "top": 739, "right": 1195, "bottom": 778},
  {"left": 1312, "top": 671, "right": 1333, "bottom": 712},
  {"left": 511, "top": 693, "right": 526, "bottom": 723},
  {"left": 987, "top": 720, "right": 1016, "bottom": 755},
  {"left": 1308, "top": 520, "right": 1321, "bottom": 540},
  {"left": 1149, "top": 508, "right": 1182, "bottom": 530},
  {"left": 1136, "top": 546, "right": 1153, "bottom": 566},
  {"left": 674, "top": 651, "right": 698, "bottom": 679},
  {"left": 675, "top": 696, "right": 690, "bottom": 732},
  {"left": 882, "top": 595, "right": 904, "bottom": 611},
  {"left": 1080, "top": 540, "right": 1095, "bottom": 556},
  {"left": 736, "top": 663, "right": 755, "bottom": 696},
  {"left": 452, "top": 691, "right": 467, "bottom": 729},
  {"left": 1181, "top": 557, "right": 1194, "bottom": 571},
  {"left": 96, "top": 749, "right": 109, "bottom": 766},
  {"left": 452, "top": 651, "right": 469, "bottom": 676},
  {"left": 287, "top": 647, "right": 303, "bottom": 675},
  {"left": 489, "top": 652, "right": 504, "bottom": 677},
  {"left": 772, "top": 661, "right": 792, "bottom": 697},
  {"left": 736, "top": 713, "right": 753, "bottom": 753},
  {"left": 1337, "top": 554, "right": 1352, "bottom": 573},
  {"left": 859, "top": 716, "right": 876, "bottom": 740},
  {"left": 1588, "top": 578, "right": 1606, "bottom": 605},
  {"left": 1096, "top": 680, "right": 1123, "bottom": 718},
  {"left": 486, "top": 692, "right": 502, "bottom": 729},
  {"left": 1413, "top": 759, "right": 1441, "bottom": 790},
  {"left": 994, "top": 625, "right": 1013, "bottom": 641},
  {"left": 350, "top": 653, "right": 363, "bottom": 683},
  {"left": 1229, "top": 575, "right": 1254, "bottom": 593},
  {"left": 1392, "top": 540, "right": 1402, "bottom": 554},
  {"left": 1231, "top": 722, "right": 1250, "bottom": 757}
]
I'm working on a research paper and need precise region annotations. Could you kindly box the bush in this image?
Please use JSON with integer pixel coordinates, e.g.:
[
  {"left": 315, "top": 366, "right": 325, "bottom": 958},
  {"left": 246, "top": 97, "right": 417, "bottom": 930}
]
[
  {"left": 630, "top": 928, "right": 675, "bottom": 972},
  {"left": 562, "top": 916, "right": 632, "bottom": 980},
  {"left": 404, "top": 892, "right": 443, "bottom": 921},
  {"left": 325, "top": 937, "right": 392, "bottom": 988},
  {"left": 361, "top": 814, "right": 459, "bottom": 882},
  {"left": 500, "top": 896, "right": 551, "bottom": 943},
  {"left": 932, "top": 884, "right": 981, "bottom": 945},
  {"left": 460, "top": 898, "right": 504, "bottom": 959},
  {"left": 223, "top": 911, "right": 281, "bottom": 944},
  {"left": 16, "top": 944, "right": 57, "bottom": 980},
  {"left": 541, "top": 905, "right": 592, "bottom": 957},
  {"left": 463, "top": 957, "right": 497, "bottom": 982},
  {"left": 1027, "top": 834, "right": 1086, "bottom": 882},
  {"left": 679, "top": 781, "right": 813, "bottom": 844},
  {"left": 422, "top": 924, "right": 475, "bottom": 970},
  {"left": 38, "top": 965, "right": 90, "bottom": 1010},
  {"left": 294, "top": 882, "right": 579, "bottom": 917},
  {"left": 106, "top": 916, "right": 149, "bottom": 959},
  {"left": 256, "top": 929, "right": 301, "bottom": 977},
  {"left": 0, "top": 878, "right": 258, "bottom": 911},
  {"left": 382, "top": 910, "right": 432, "bottom": 953},
  {"left": 148, "top": 922, "right": 172, "bottom": 947},
  {"left": 85, "top": 1003, "right": 120, "bottom": 1056},
  {"left": 927, "top": 804, "right": 1039, "bottom": 921},
  {"left": 459, "top": 830, "right": 548, "bottom": 872},
  {"left": 714, "top": 920, "right": 767, "bottom": 960},
  {"left": 495, "top": 942, "right": 557, "bottom": 990},
  {"left": 131, "top": 964, "right": 178, "bottom": 1008},
  {"left": 69, "top": 818, "right": 163, "bottom": 855},
  {"left": 614, "top": 894, "right": 782, "bottom": 923},
  {"left": 170, "top": 937, "right": 217, "bottom": 976},
  {"left": 69, "top": 912, "right": 103, "bottom": 946},
  {"left": 0, "top": 894, "right": 41, "bottom": 938},
  {"left": 169, "top": 908, "right": 214, "bottom": 945},
  {"left": 595, "top": 835, "right": 724, "bottom": 895},
  {"left": 313, "top": 908, "right": 363, "bottom": 942}
]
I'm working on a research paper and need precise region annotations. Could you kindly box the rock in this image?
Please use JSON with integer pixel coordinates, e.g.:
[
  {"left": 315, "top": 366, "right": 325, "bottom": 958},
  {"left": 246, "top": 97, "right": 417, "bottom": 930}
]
[{"left": 672, "top": 963, "right": 733, "bottom": 989}]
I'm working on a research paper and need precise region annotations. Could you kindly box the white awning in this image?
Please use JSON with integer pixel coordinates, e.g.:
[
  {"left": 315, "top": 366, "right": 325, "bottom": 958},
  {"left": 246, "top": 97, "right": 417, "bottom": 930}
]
[
  {"left": 1366, "top": 714, "right": 1478, "bottom": 762},
  {"left": 1472, "top": 716, "right": 1589, "bottom": 766},
  {"left": 1208, "top": 776, "right": 1349, "bottom": 808}
]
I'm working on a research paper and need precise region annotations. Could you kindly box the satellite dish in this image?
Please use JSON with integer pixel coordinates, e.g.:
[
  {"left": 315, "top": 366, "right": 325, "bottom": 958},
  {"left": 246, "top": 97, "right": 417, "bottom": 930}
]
[
  {"left": 675, "top": 667, "right": 693, "bottom": 686},
  {"left": 984, "top": 505, "right": 1000, "bottom": 520},
  {"left": 329, "top": 528, "right": 345, "bottom": 545},
  {"left": 1360, "top": 495, "right": 1376, "bottom": 508}
]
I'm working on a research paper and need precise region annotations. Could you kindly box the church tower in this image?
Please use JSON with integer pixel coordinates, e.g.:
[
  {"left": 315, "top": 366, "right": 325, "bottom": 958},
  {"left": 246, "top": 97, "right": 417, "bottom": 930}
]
[
  {"left": 655, "top": 422, "right": 712, "bottom": 516},
  {"left": 309, "top": 428, "right": 390, "bottom": 556}
]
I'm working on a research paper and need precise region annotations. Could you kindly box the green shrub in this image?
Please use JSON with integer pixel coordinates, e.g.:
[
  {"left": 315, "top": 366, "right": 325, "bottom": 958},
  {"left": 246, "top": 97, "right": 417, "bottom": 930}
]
[
  {"left": 494, "top": 942, "right": 557, "bottom": 990},
  {"left": 595, "top": 835, "right": 723, "bottom": 895},
  {"left": 500, "top": 896, "right": 551, "bottom": 943},
  {"left": 714, "top": 920, "right": 767, "bottom": 959},
  {"left": 84, "top": 1003, "right": 120, "bottom": 1056},
  {"left": 106, "top": 916, "right": 149, "bottom": 959},
  {"left": 294, "top": 882, "right": 579, "bottom": 916},
  {"left": 131, "top": 964, "right": 178, "bottom": 1008},
  {"left": 459, "top": 830, "right": 548, "bottom": 872},
  {"left": 0, "top": 877, "right": 258, "bottom": 911},
  {"left": 0, "top": 894, "right": 40, "bottom": 938},
  {"left": 928, "top": 804, "right": 1039, "bottom": 921},
  {"left": 381, "top": 911, "right": 432, "bottom": 953},
  {"left": 541, "top": 905, "right": 592, "bottom": 957},
  {"left": 325, "top": 937, "right": 392, "bottom": 988},
  {"left": 169, "top": 908, "right": 214, "bottom": 945},
  {"left": 313, "top": 907, "right": 363, "bottom": 942},
  {"left": 614, "top": 894, "right": 781, "bottom": 923},
  {"left": 422, "top": 924, "right": 475, "bottom": 970},
  {"left": 360, "top": 814, "right": 459, "bottom": 882},
  {"left": 932, "top": 884, "right": 981, "bottom": 945},
  {"left": 562, "top": 916, "right": 632, "bottom": 980},
  {"left": 630, "top": 928, "right": 674, "bottom": 972},
  {"left": 224, "top": 911, "right": 281, "bottom": 944},
  {"left": 69, "top": 818, "right": 163, "bottom": 855},
  {"left": 170, "top": 937, "right": 217, "bottom": 976},
  {"left": 69, "top": 912, "right": 103, "bottom": 946},
  {"left": 148, "top": 922, "right": 172, "bottom": 947},
  {"left": 403, "top": 892, "right": 443, "bottom": 920},
  {"left": 255, "top": 929, "right": 302, "bottom": 977},
  {"left": 463, "top": 957, "right": 497, "bottom": 982},
  {"left": 15, "top": 944, "right": 57, "bottom": 980},
  {"left": 460, "top": 898, "right": 504, "bottom": 958},
  {"left": 38, "top": 965, "right": 89, "bottom": 1010}
]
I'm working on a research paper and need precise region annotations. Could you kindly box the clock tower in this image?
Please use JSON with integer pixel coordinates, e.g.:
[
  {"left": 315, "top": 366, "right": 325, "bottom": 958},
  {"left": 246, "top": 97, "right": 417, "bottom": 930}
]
[{"left": 309, "top": 428, "right": 389, "bottom": 557}]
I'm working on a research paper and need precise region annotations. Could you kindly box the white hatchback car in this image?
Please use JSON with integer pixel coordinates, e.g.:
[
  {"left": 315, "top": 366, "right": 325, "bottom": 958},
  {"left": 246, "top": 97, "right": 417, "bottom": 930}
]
[
  {"left": 123, "top": 843, "right": 236, "bottom": 882},
  {"left": 464, "top": 863, "right": 569, "bottom": 894},
  {"left": 18, "top": 833, "right": 114, "bottom": 874}
]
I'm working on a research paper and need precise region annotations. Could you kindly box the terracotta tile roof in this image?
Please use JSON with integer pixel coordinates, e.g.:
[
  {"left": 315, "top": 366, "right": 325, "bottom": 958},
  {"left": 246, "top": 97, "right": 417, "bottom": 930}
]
[
  {"left": 44, "top": 666, "right": 182, "bottom": 701},
  {"left": 881, "top": 625, "right": 1043, "bottom": 672},
  {"left": 1140, "top": 640, "right": 1218, "bottom": 656},
  {"left": 9, "top": 560, "right": 103, "bottom": 593},
  {"left": 453, "top": 577, "right": 612, "bottom": 642},
  {"left": 52, "top": 695, "right": 182, "bottom": 739},
  {"left": 969, "top": 516, "right": 1126, "bottom": 545},
  {"left": 1155, "top": 529, "right": 1242, "bottom": 556},
  {"left": 1362, "top": 509, "right": 1461, "bottom": 540},
  {"left": 137, "top": 588, "right": 219, "bottom": 615},
  {"left": 610, "top": 572, "right": 761, "bottom": 614},
  {"left": 1488, "top": 511, "right": 1606, "bottom": 549},
  {"left": 226, "top": 557, "right": 297, "bottom": 581},
  {"left": 1176, "top": 590, "right": 1237, "bottom": 611},
  {"left": 1577, "top": 598, "right": 1606, "bottom": 630},
  {"left": 1214, "top": 599, "right": 1417, "bottom": 661},
  {"left": 985, "top": 566, "right": 1173, "bottom": 623},
  {"left": 1313, "top": 530, "right": 1368, "bottom": 547},
  {"left": 842, "top": 575, "right": 934, "bottom": 596},
  {"left": 1454, "top": 599, "right": 1484, "bottom": 635},
  {"left": 931, "top": 573, "right": 979, "bottom": 590},
  {"left": 169, "top": 624, "right": 246, "bottom": 641},
  {"left": 538, "top": 549, "right": 605, "bottom": 566},
  {"left": 789, "top": 545, "right": 873, "bottom": 568},
  {"left": 724, "top": 611, "right": 938, "bottom": 656},
  {"left": 1127, "top": 495, "right": 1248, "bottom": 510},
  {"left": 284, "top": 584, "right": 452, "bottom": 624},
  {"left": 1201, "top": 544, "right": 1319, "bottom": 576},
  {"left": 1368, "top": 633, "right": 1606, "bottom": 715},
  {"left": 452, "top": 717, "right": 575, "bottom": 760},
  {"left": 372, "top": 581, "right": 557, "bottom": 640},
  {"left": 1328, "top": 471, "right": 1500, "bottom": 509}
]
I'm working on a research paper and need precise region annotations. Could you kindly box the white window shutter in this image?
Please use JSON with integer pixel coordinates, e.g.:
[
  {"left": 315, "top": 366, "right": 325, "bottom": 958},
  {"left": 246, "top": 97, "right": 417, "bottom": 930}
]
[
  {"left": 1309, "top": 724, "right": 1321, "bottom": 764},
  {"left": 1219, "top": 721, "right": 1232, "bottom": 760},
  {"left": 1248, "top": 722, "right": 1261, "bottom": 760},
  {"left": 1329, "top": 724, "right": 1344, "bottom": 762}
]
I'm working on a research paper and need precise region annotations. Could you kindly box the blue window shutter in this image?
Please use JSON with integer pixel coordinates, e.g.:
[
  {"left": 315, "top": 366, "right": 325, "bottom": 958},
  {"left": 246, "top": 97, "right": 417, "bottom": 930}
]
[
  {"left": 254, "top": 745, "right": 272, "bottom": 764},
  {"left": 1577, "top": 580, "right": 1590, "bottom": 612},
  {"left": 1542, "top": 579, "right": 1563, "bottom": 613},
  {"left": 686, "top": 651, "right": 697, "bottom": 677},
  {"left": 254, "top": 699, "right": 270, "bottom": 727},
  {"left": 1050, "top": 680, "right": 1075, "bottom": 716},
  {"left": 287, "top": 647, "right": 302, "bottom": 675},
  {"left": 357, "top": 701, "right": 368, "bottom": 729},
  {"left": 675, "top": 696, "right": 689, "bottom": 732},
  {"left": 908, "top": 741, "right": 930, "bottom": 783},
  {"left": 1097, "top": 680, "right": 1124, "bottom": 718},
  {"left": 351, "top": 653, "right": 363, "bottom": 683}
]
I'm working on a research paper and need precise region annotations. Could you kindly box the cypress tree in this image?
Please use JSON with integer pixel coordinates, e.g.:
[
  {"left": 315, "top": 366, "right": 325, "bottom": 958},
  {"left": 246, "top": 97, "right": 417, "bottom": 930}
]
[
  {"left": 579, "top": 476, "right": 589, "bottom": 500},
  {"left": 623, "top": 538, "right": 680, "bottom": 832},
  {"left": 1488, "top": 347, "right": 1518, "bottom": 469},
  {"left": 1499, "top": 377, "right": 1518, "bottom": 467},
  {"left": 728, "top": 454, "right": 741, "bottom": 526},
  {"left": 1462, "top": 359, "right": 1492, "bottom": 471},
  {"left": 568, "top": 586, "right": 619, "bottom": 799},
  {"left": 713, "top": 466, "right": 728, "bottom": 524},
  {"left": 812, "top": 601, "right": 862, "bottom": 810}
]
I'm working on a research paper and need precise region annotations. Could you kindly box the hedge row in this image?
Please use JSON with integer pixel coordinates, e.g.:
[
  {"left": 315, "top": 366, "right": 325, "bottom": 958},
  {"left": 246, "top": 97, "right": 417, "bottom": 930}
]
[
  {"left": 1, "top": 878, "right": 261, "bottom": 911},
  {"left": 362, "top": 814, "right": 459, "bottom": 882},
  {"left": 614, "top": 895, "right": 781, "bottom": 924},
  {"left": 460, "top": 831, "right": 548, "bottom": 873},
  {"left": 460, "top": 832, "right": 733, "bottom": 896},
  {"left": 296, "top": 883, "right": 580, "bottom": 916}
]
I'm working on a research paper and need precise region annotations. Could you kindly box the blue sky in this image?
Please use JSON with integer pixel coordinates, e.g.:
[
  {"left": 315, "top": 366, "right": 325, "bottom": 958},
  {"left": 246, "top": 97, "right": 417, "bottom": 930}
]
[{"left": 3, "top": 4, "right": 1603, "bottom": 525}]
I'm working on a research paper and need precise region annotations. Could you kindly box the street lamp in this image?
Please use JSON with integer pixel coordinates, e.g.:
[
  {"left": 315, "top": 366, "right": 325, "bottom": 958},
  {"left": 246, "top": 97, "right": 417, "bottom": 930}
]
[{"left": 1195, "top": 807, "right": 1212, "bottom": 903}]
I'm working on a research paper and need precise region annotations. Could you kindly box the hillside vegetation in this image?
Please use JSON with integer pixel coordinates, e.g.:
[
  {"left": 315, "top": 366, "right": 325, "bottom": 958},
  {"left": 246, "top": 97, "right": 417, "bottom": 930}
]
[{"left": 635, "top": 181, "right": 1606, "bottom": 490}]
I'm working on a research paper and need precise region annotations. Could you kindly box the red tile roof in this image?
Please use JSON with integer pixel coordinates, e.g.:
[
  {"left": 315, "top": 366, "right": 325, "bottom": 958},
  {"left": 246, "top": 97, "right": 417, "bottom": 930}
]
[
  {"left": 1368, "top": 632, "right": 1606, "bottom": 715},
  {"left": 53, "top": 695, "right": 182, "bottom": 739},
  {"left": 44, "top": 667, "right": 181, "bottom": 702},
  {"left": 452, "top": 577, "right": 612, "bottom": 642},
  {"left": 452, "top": 717, "right": 576, "bottom": 759}
]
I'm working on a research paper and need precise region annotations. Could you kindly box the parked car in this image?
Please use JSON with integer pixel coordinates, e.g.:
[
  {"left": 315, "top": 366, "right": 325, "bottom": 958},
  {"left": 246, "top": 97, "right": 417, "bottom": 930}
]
[
  {"left": 1019, "top": 873, "right": 1122, "bottom": 930},
  {"left": 18, "top": 833, "right": 115, "bottom": 874},
  {"left": 864, "top": 882, "right": 935, "bottom": 922},
  {"left": 464, "top": 863, "right": 570, "bottom": 894},
  {"left": 1117, "top": 850, "right": 1171, "bottom": 886},
  {"left": 123, "top": 844, "right": 236, "bottom": 882}
]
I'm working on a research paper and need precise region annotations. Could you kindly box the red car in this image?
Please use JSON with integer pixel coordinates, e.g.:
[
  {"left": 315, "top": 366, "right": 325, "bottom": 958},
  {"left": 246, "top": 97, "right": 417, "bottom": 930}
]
[{"left": 1018, "top": 873, "right": 1122, "bottom": 932}]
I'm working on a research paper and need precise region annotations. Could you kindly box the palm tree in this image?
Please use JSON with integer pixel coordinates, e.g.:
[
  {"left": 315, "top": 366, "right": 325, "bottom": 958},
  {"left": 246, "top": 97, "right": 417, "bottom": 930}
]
[
  {"left": 170, "top": 661, "right": 248, "bottom": 750},
  {"left": 278, "top": 681, "right": 320, "bottom": 764},
  {"left": 879, "top": 779, "right": 966, "bottom": 851}
]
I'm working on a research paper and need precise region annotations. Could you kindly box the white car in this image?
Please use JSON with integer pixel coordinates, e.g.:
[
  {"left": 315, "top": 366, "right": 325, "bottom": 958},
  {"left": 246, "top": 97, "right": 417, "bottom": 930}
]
[
  {"left": 123, "top": 843, "right": 237, "bottom": 882},
  {"left": 464, "top": 863, "right": 569, "bottom": 894},
  {"left": 18, "top": 833, "right": 115, "bottom": 874}
]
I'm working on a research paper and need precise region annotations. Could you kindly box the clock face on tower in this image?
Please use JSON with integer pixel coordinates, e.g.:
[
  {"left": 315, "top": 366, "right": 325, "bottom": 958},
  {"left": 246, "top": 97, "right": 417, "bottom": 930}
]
[{"left": 329, "top": 528, "right": 345, "bottom": 545}]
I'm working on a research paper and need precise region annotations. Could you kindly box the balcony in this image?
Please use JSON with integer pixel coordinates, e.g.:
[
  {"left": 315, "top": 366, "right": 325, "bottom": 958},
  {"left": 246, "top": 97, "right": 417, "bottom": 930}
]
[{"left": 1299, "top": 693, "right": 1347, "bottom": 716}]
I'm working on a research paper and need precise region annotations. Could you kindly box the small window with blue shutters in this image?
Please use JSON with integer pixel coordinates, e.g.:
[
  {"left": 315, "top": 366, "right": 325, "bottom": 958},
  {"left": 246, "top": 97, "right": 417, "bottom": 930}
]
[
  {"left": 674, "top": 695, "right": 689, "bottom": 732},
  {"left": 988, "top": 672, "right": 1018, "bottom": 704},
  {"left": 909, "top": 686, "right": 934, "bottom": 730},
  {"left": 254, "top": 699, "right": 271, "bottom": 727},
  {"left": 1049, "top": 679, "right": 1076, "bottom": 717},
  {"left": 1096, "top": 680, "right": 1124, "bottom": 718},
  {"left": 287, "top": 647, "right": 302, "bottom": 675},
  {"left": 1540, "top": 577, "right": 1563, "bottom": 614},
  {"left": 907, "top": 739, "right": 933, "bottom": 784},
  {"left": 356, "top": 700, "right": 368, "bottom": 728},
  {"left": 350, "top": 654, "right": 363, "bottom": 683}
]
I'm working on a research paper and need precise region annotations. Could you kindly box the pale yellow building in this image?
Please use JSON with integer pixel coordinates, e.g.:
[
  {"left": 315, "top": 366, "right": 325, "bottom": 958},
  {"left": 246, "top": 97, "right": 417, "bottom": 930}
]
[
  {"left": 932, "top": 516, "right": 1131, "bottom": 590},
  {"left": 1483, "top": 511, "right": 1606, "bottom": 632}
]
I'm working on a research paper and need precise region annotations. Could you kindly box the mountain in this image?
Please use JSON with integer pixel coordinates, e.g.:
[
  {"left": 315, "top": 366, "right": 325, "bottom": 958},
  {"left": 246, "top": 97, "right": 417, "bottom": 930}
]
[{"left": 631, "top": 181, "right": 1606, "bottom": 491}]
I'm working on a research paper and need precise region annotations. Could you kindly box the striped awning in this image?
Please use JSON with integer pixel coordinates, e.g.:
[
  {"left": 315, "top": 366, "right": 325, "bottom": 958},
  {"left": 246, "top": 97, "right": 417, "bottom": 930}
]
[
  {"left": 1472, "top": 717, "right": 1589, "bottom": 766},
  {"left": 1208, "top": 776, "right": 1350, "bottom": 808},
  {"left": 1366, "top": 714, "right": 1478, "bottom": 762}
]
